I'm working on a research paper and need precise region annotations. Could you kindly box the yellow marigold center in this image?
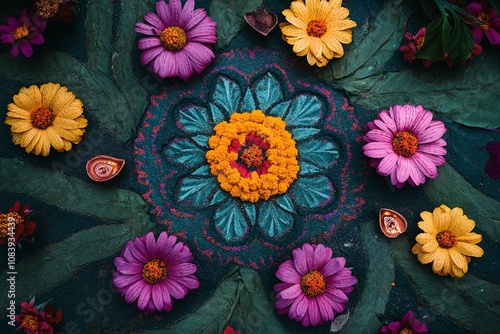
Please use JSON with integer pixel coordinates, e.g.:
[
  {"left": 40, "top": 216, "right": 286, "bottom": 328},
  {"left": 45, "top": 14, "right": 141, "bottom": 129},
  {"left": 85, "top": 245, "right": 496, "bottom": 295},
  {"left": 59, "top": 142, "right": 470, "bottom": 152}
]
[
  {"left": 415, "top": 35, "right": 425, "bottom": 50},
  {"left": 436, "top": 230, "right": 456, "bottom": 248},
  {"left": 240, "top": 144, "right": 264, "bottom": 168},
  {"left": 36, "top": 0, "right": 63, "bottom": 18},
  {"left": 206, "top": 110, "right": 299, "bottom": 203},
  {"left": 300, "top": 270, "right": 326, "bottom": 297},
  {"left": 13, "top": 25, "right": 30, "bottom": 40},
  {"left": 30, "top": 106, "right": 53, "bottom": 129},
  {"left": 142, "top": 259, "right": 168, "bottom": 283},
  {"left": 0, "top": 212, "right": 23, "bottom": 238},
  {"left": 307, "top": 19, "right": 327, "bottom": 38},
  {"left": 478, "top": 11, "right": 491, "bottom": 30},
  {"left": 160, "top": 26, "right": 187, "bottom": 51},
  {"left": 392, "top": 131, "right": 418, "bottom": 157},
  {"left": 21, "top": 314, "right": 39, "bottom": 331},
  {"left": 399, "top": 329, "right": 413, "bottom": 334}
]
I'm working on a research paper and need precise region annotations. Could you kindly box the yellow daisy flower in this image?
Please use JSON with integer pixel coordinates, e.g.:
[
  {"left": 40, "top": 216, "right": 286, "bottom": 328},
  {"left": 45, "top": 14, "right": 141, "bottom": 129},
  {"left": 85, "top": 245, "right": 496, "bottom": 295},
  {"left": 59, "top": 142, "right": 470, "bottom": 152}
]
[
  {"left": 5, "top": 83, "right": 87, "bottom": 156},
  {"left": 411, "top": 204, "right": 484, "bottom": 278},
  {"left": 280, "top": 0, "right": 356, "bottom": 67}
]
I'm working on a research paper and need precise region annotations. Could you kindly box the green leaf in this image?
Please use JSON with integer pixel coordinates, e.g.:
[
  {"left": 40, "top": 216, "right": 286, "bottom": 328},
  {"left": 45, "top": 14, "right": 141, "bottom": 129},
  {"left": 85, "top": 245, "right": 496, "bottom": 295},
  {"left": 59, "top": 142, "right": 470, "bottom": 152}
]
[
  {"left": 391, "top": 236, "right": 500, "bottom": 334},
  {"left": 423, "top": 164, "right": 500, "bottom": 241},
  {"left": 210, "top": 0, "right": 263, "bottom": 50},
  {"left": 144, "top": 267, "right": 287, "bottom": 334},
  {"left": 0, "top": 158, "right": 151, "bottom": 221},
  {"left": 415, "top": 14, "right": 449, "bottom": 61},
  {"left": 0, "top": 221, "right": 152, "bottom": 309},
  {"left": 341, "top": 51, "right": 500, "bottom": 129},
  {"left": 322, "top": 0, "right": 412, "bottom": 81},
  {"left": 85, "top": 0, "right": 113, "bottom": 76},
  {"left": 341, "top": 221, "right": 394, "bottom": 333}
]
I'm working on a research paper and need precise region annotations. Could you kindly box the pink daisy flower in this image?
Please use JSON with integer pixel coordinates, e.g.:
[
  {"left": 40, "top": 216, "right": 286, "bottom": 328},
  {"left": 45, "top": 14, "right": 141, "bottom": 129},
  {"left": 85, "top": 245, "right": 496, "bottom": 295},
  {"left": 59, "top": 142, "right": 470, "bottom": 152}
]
[
  {"left": 399, "top": 27, "right": 432, "bottom": 67},
  {"left": 134, "top": 0, "right": 217, "bottom": 81},
  {"left": 363, "top": 105, "right": 447, "bottom": 188},
  {"left": 466, "top": 2, "right": 500, "bottom": 45},
  {"left": 380, "top": 310, "right": 428, "bottom": 334},
  {"left": 113, "top": 231, "right": 199, "bottom": 313},
  {"left": 0, "top": 10, "right": 46, "bottom": 58},
  {"left": 274, "top": 244, "right": 357, "bottom": 327}
]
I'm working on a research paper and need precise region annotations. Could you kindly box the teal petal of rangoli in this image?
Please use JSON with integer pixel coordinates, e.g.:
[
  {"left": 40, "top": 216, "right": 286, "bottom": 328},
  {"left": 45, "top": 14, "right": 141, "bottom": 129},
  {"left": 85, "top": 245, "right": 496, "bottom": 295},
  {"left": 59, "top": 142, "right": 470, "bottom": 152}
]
[
  {"left": 290, "top": 127, "right": 321, "bottom": 141},
  {"left": 253, "top": 72, "right": 283, "bottom": 112},
  {"left": 284, "top": 94, "right": 323, "bottom": 127},
  {"left": 297, "top": 138, "right": 339, "bottom": 174},
  {"left": 212, "top": 75, "right": 241, "bottom": 115},
  {"left": 215, "top": 198, "right": 249, "bottom": 241},
  {"left": 177, "top": 175, "right": 219, "bottom": 208},
  {"left": 164, "top": 139, "right": 206, "bottom": 169},
  {"left": 258, "top": 201, "right": 293, "bottom": 237},
  {"left": 241, "top": 88, "right": 256, "bottom": 111},
  {"left": 243, "top": 202, "right": 257, "bottom": 226},
  {"left": 209, "top": 102, "right": 226, "bottom": 124},
  {"left": 290, "top": 175, "right": 333, "bottom": 208},
  {"left": 178, "top": 105, "right": 213, "bottom": 134}
]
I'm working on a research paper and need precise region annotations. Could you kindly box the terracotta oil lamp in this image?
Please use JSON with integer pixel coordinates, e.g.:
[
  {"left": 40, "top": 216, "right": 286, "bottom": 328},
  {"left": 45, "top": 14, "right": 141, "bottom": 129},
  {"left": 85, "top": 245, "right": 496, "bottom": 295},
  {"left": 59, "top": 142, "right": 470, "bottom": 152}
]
[
  {"left": 379, "top": 208, "right": 407, "bottom": 238},
  {"left": 86, "top": 155, "right": 125, "bottom": 182}
]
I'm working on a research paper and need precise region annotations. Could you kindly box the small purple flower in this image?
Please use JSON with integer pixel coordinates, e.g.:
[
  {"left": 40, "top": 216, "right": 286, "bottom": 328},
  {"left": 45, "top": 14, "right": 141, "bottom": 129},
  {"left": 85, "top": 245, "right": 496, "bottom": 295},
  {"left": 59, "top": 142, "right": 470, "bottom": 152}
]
[
  {"left": 466, "top": 2, "right": 500, "bottom": 45},
  {"left": 135, "top": 0, "right": 217, "bottom": 81},
  {"left": 381, "top": 311, "right": 428, "bottom": 334},
  {"left": 113, "top": 231, "right": 199, "bottom": 313},
  {"left": 0, "top": 9, "right": 46, "bottom": 57}
]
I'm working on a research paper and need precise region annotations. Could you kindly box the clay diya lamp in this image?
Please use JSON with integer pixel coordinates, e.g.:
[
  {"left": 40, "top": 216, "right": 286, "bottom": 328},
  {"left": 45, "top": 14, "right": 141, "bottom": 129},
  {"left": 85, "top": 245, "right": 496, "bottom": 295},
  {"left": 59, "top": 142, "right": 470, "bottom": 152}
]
[
  {"left": 244, "top": 9, "right": 278, "bottom": 36},
  {"left": 86, "top": 155, "right": 125, "bottom": 182},
  {"left": 379, "top": 208, "right": 407, "bottom": 238}
]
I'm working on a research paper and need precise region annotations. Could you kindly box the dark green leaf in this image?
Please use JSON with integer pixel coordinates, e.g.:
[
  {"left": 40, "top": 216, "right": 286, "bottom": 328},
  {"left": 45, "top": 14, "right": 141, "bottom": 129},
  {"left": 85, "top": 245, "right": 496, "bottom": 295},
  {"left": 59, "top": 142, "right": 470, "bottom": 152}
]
[
  {"left": 444, "top": 11, "right": 474, "bottom": 61},
  {"left": 85, "top": 0, "right": 113, "bottom": 76},
  {"left": 489, "top": 0, "right": 500, "bottom": 16},
  {"left": 419, "top": 0, "right": 442, "bottom": 20},
  {"left": 391, "top": 236, "right": 500, "bottom": 334},
  {"left": 341, "top": 221, "right": 394, "bottom": 333},
  {"left": 423, "top": 164, "right": 500, "bottom": 241},
  {"left": 145, "top": 267, "right": 287, "bottom": 334},
  {"left": 322, "top": 0, "right": 411, "bottom": 81},
  {"left": 341, "top": 51, "right": 500, "bottom": 129},
  {"left": 209, "top": 0, "right": 263, "bottom": 50},
  {"left": 0, "top": 158, "right": 151, "bottom": 221},
  {"left": 415, "top": 15, "right": 449, "bottom": 61}
]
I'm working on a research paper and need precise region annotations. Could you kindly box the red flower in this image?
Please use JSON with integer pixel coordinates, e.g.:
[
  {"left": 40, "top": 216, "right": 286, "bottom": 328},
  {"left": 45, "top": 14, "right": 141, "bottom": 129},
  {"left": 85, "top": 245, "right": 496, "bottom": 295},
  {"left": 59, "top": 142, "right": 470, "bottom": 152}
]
[
  {"left": 0, "top": 201, "right": 36, "bottom": 245},
  {"left": 228, "top": 131, "right": 271, "bottom": 178},
  {"left": 15, "top": 297, "right": 62, "bottom": 334},
  {"left": 380, "top": 310, "right": 428, "bottom": 334},
  {"left": 466, "top": 2, "right": 500, "bottom": 45},
  {"left": 220, "top": 326, "right": 241, "bottom": 334},
  {"left": 399, "top": 27, "right": 432, "bottom": 67}
]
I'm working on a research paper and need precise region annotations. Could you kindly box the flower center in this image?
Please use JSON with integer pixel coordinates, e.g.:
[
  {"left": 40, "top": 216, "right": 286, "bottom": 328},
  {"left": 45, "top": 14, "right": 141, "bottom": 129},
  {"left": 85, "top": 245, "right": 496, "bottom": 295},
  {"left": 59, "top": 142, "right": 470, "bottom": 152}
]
[
  {"left": 436, "top": 230, "right": 456, "bottom": 248},
  {"left": 399, "top": 328, "right": 413, "bottom": 334},
  {"left": 240, "top": 144, "right": 265, "bottom": 168},
  {"left": 30, "top": 106, "right": 53, "bottom": 129},
  {"left": 0, "top": 212, "right": 23, "bottom": 238},
  {"left": 21, "top": 314, "right": 39, "bottom": 331},
  {"left": 142, "top": 259, "right": 168, "bottom": 283},
  {"left": 415, "top": 35, "right": 425, "bottom": 50},
  {"left": 300, "top": 270, "right": 326, "bottom": 297},
  {"left": 160, "top": 26, "right": 187, "bottom": 51},
  {"left": 36, "top": 0, "right": 63, "bottom": 18},
  {"left": 13, "top": 25, "right": 30, "bottom": 40},
  {"left": 478, "top": 11, "right": 492, "bottom": 30},
  {"left": 392, "top": 131, "right": 418, "bottom": 157},
  {"left": 307, "top": 19, "right": 327, "bottom": 38}
]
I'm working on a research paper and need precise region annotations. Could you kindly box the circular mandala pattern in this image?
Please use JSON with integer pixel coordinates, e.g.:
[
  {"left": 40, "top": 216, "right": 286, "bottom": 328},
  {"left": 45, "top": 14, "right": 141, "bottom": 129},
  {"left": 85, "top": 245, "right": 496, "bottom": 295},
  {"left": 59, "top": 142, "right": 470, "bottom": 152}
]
[{"left": 134, "top": 47, "right": 365, "bottom": 267}]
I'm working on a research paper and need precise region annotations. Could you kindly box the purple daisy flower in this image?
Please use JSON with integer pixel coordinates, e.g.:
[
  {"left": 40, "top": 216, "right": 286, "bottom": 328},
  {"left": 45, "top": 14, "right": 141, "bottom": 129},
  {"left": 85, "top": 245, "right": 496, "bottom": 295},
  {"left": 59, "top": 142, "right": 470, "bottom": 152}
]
[
  {"left": 274, "top": 244, "right": 357, "bottom": 327},
  {"left": 0, "top": 9, "right": 46, "bottom": 57},
  {"left": 363, "top": 104, "right": 447, "bottom": 188},
  {"left": 380, "top": 310, "right": 428, "bottom": 334},
  {"left": 466, "top": 2, "right": 500, "bottom": 45},
  {"left": 134, "top": 0, "right": 217, "bottom": 81},
  {"left": 113, "top": 231, "right": 199, "bottom": 313}
]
